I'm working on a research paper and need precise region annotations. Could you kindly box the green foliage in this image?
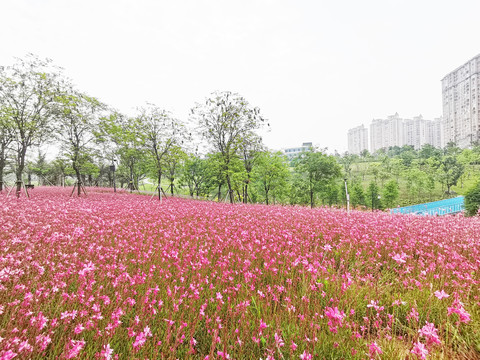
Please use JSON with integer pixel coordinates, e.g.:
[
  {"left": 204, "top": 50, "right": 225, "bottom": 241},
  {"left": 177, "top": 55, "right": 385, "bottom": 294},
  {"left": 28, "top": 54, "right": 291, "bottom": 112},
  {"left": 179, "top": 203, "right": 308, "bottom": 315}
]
[
  {"left": 180, "top": 154, "right": 209, "bottom": 197},
  {"left": 464, "top": 181, "right": 480, "bottom": 216},
  {"left": 439, "top": 154, "right": 464, "bottom": 194},
  {"left": 192, "top": 91, "right": 266, "bottom": 203},
  {"left": 55, "top": 88, "right": 105, "bottom": 193},
  {"left": 382, "top": 179, "right": 399, "bottom": 208},
  {"left": 350, "top": 182, "right": 366, "bottom": 208},
  {"left": 252, "top": 151, "right": 290, "bottom": 205},
  {"left": 293, "top": 149, "right": 342, "bottom": 208},
  {"left": 367, "top": 181, "right": 382, "bottom": 210},
  {"left": 0, "top": 54, "right": 64, "bottom": 193}
]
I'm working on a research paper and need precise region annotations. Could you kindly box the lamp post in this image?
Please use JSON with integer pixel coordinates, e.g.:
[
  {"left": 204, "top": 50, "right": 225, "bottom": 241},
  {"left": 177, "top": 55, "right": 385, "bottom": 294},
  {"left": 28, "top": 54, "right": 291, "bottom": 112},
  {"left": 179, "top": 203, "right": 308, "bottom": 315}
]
[{"left": 344, "top": 178, "right": 350, "bottom": 213}]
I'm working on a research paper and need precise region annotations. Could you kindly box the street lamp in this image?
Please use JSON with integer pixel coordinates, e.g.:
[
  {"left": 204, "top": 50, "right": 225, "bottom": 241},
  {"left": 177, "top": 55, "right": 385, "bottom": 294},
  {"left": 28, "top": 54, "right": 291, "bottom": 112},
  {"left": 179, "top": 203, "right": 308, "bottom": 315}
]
[{"left": 344, "top": 178, "right": 350, "bottom": 213}]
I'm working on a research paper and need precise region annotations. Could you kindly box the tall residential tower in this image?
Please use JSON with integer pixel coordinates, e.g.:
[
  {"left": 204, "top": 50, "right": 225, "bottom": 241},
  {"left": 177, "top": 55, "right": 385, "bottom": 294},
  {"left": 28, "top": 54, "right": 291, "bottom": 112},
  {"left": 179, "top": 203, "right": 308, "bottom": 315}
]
[
  {"left": 442, "top": 54, "right": 480, "bottom": 147},
  {"left": 347, "top": 125, "right": 368, "bottom": 155}
]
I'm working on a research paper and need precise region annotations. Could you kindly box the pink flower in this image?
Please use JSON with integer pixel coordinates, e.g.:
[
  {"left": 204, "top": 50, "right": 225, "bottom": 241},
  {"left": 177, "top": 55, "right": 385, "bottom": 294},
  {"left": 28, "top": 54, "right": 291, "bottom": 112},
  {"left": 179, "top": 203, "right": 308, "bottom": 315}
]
[
  {"left": 434, "top": 290, "right": 449, "bottom": 299},
  {"left": 447, "top": 300, "right": 471, "bottom": 323},
  {"left": 132, "top": 332, "right": 147, "bottom": 349},
  {"left": 419, "top": 322, "right": 441, "bottom": 346},
  {"left": 291, "top": 340, "right": 298, "bottom": 351},
  {"left": 99, "top": 344, "right": 114, "bottom": 360},
  {"left": 368, "top": 341, "right": 382, "bottom": 357},
  {"left": 411, "top": 341, "right": 428, "bottom": 359},
  {"left": 300, "top": 350, "right": 313, "bottom": 360},
  {"left": 274, "top": 332, "right": 284, "bottom": 348},
  {"left": 392, "top": 252, "right": 408, "bottom": 264},
  {"left": 217, "top": 351, "right": 231, "bottom": 359},
  {"left": 0, "top": 350, "right": 17, "bottom": 360},
  {"left": 65, "top": 339, "right": 85, "bottom": 359},
  {"left": 407, "top": 307, "right": 419, "bottom": 323},
  {"left": 35, "top": 334, "right": 51, "bottom": 351},
  {"left": 74, "top": 324, "right": 85, "bottom": 334}
]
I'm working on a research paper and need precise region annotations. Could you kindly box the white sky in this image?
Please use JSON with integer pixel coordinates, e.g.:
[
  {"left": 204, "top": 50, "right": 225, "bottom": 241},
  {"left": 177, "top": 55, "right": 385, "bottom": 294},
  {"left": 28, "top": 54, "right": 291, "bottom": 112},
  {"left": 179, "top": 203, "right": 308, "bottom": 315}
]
[{"left": 1, "top": 0, "right": 479, "bottom": 153}]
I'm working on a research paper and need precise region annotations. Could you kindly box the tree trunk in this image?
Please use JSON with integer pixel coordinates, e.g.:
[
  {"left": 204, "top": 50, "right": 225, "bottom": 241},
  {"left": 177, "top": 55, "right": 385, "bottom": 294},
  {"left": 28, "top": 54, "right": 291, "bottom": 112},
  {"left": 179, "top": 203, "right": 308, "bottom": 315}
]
[
  {"left": 16, "top": 146, "right": 27, "bottom": 198},
  {"left": 170, "top": 181, "right": 174, "bottom": 196},
  {"left": 217, "top": 183, "right": 222, "bottom": 202},
  {"left": 265, "top": 186, "right": 269, "bottom": 205},
  {"left": 310, "top": 189, "right": 314, "bottom": 209},
  {"left": 157, "top": 170, "right": 162, "bottom": 201},
  {"left": 0, "top": 156, "right": 4, "bottom": 192},
  {"left": 0, "top": 145, "right": 4, "bottom": 191},
  {"left": 73, "top": 165, "right": 82, "bottom": 196},
  {"left": 226, "top": 174, "right": 234, "bottom": 203}
]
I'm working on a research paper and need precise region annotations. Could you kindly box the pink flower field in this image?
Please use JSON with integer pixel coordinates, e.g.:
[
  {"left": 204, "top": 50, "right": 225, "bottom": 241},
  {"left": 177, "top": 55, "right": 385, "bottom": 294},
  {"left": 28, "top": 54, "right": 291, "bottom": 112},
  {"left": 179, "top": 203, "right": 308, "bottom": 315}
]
[{"left": 1, "top": 187, "right": 479, "bottom": 359}]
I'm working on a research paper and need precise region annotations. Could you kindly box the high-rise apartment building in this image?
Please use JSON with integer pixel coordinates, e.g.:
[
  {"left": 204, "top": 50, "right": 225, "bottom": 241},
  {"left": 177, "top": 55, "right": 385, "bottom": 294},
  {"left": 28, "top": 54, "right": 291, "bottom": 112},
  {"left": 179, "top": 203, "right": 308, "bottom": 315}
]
[
  {"left": 370, "top": 113, "right": 404, "bottom": 153},
  {"left": 442, "top": 54, "right": 480, "bottom": 148},
  {"left": 367, "top": 113, "right": 443, "bottom": 152},
  {"left": 404, "top": 115, "right": 429, "bottom": 150},
  {"left": 347, "top": 125, "right": 368, "bottom": 154},
  {"left": 427, "top": 117, "right": 444, "bottom": 149}
]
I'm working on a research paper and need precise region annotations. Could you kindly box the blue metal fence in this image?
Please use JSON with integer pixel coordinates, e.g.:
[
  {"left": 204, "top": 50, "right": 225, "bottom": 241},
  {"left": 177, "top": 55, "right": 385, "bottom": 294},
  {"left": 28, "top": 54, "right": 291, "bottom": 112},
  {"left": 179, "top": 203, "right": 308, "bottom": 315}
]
[{"left": 390, "top": 196, "right": 464, "bottom": 216}]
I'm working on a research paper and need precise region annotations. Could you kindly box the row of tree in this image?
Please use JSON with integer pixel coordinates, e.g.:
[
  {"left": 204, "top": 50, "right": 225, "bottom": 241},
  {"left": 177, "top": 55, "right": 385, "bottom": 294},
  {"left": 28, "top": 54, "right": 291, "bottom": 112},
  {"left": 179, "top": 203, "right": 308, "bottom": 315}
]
[
  {"left": 0, "top": 54, "right": 345, "bottom": 205},
  {"left": 2, "top": 55, "right": 480, "bottom": 212}
]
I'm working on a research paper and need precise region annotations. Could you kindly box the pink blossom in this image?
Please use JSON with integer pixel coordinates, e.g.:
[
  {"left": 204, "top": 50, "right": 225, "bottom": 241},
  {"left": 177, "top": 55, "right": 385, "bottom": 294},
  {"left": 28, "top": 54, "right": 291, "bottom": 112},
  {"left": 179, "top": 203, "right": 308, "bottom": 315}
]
[
  {"left": 99, "top": 344, "right": 114, "bottom": 360},
  {"left": 65, "top": 339, "right": 85, "bottom": 359},
  {"left": 434, "top": 290, "right": 449, "bottom": 299},
  {"left": 411, "top": 341, "right": 428, "bottom": 359},
  {"left": 419, "top": 322, "right": 441, "bottom": 346},
  {"left": 274, "top": 332, "right": 284, "bottom": 348},
  {"left": 447, "top": 300, "right": 471, "bottom": 323},
  {"left": 392, "top": 252, "right": 408, "bottom": 264},
  {"left": 368, "top": 341, "right": 382, "bottom": 357},
  {"left": 300, "top": 350, "right": 313, "bottom": 360},
  {"left": 0, "top": 350, "right": 17, "bottom": 360}
]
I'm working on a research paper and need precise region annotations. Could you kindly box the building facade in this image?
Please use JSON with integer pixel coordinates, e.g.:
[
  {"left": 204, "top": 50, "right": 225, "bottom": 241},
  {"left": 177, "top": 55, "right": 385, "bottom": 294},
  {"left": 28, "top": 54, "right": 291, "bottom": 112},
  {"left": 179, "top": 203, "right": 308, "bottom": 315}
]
[
  {"left": 404, "top": 115, "right": 430, "bottom": 150},
  {"left": 427, "top": 117, "right": 444, "bottom": 149},
  {"left": 367, "top": 113, "right": 443, "bottom": 152},
  {"left": 283, "top": 142, "right": 313, "bottom": 160},
  {"left": 370, "top": 113, "right": 405, "bottom": 153},
  {"left": 442, "top": 54, "right": 480, "bottom": 148},
  {"left": 347, "top": 125, "right": 369, "bottom": 155}
]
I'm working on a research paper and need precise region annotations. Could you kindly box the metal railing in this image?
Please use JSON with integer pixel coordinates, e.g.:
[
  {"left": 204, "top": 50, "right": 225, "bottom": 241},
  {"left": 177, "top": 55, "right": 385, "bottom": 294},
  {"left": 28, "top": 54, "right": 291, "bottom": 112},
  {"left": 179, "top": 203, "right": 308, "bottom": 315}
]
[{"left": 390, "top": 196, "right": 464, "bottom": 216}]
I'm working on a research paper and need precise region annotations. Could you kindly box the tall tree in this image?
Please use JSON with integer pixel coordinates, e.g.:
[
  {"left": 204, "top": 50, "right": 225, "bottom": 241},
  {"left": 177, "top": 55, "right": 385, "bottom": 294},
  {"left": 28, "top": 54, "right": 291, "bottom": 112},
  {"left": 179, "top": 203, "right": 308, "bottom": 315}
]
[
  {"left": 138, "top": 104, "right": 185, "bottom": 200},
  {"left": 239, "top": 133, "right": 264, "bottom": 203},
  {"left": 55, "top": 88, "right": 104, "bottom": 195},
  {"left": 382, "top": 179, "right": 399, "bottom": 208},
  {"left": 252, "top": 151, "right": 289, "bottom": 205},
  {"left": 367, "top": 181, "right": 382, "bottom": 210},
  {"left": 0, "top": 54, "right": 63, "bottom": 197},
  {"left": 293, "top": 149, "right": 342, "bottom": 208},
  {"left": 180, "top": 153, "right": 208, "bottom": 197},
  {"left": 163, "top": 145, "right": 187, "bottom": 196},
  {"left": 438, "top": 154, "right": 464, "bottom": 195},
  {"left": 350, "top": 182, "right": 366, "bottom": 208},
  {"left": 191, "top": 91, "right": 266, "bottom": 203},
  {"left": 98, "top": 112, "right": 147, "bottom": 191}
]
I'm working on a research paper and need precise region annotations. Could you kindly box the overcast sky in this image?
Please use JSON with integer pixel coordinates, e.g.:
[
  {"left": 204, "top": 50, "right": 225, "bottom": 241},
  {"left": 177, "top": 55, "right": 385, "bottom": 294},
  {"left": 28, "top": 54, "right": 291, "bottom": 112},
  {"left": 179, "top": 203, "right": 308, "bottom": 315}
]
[{"left": 1, "top": 0, "right": 480, "bottom": 153}]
